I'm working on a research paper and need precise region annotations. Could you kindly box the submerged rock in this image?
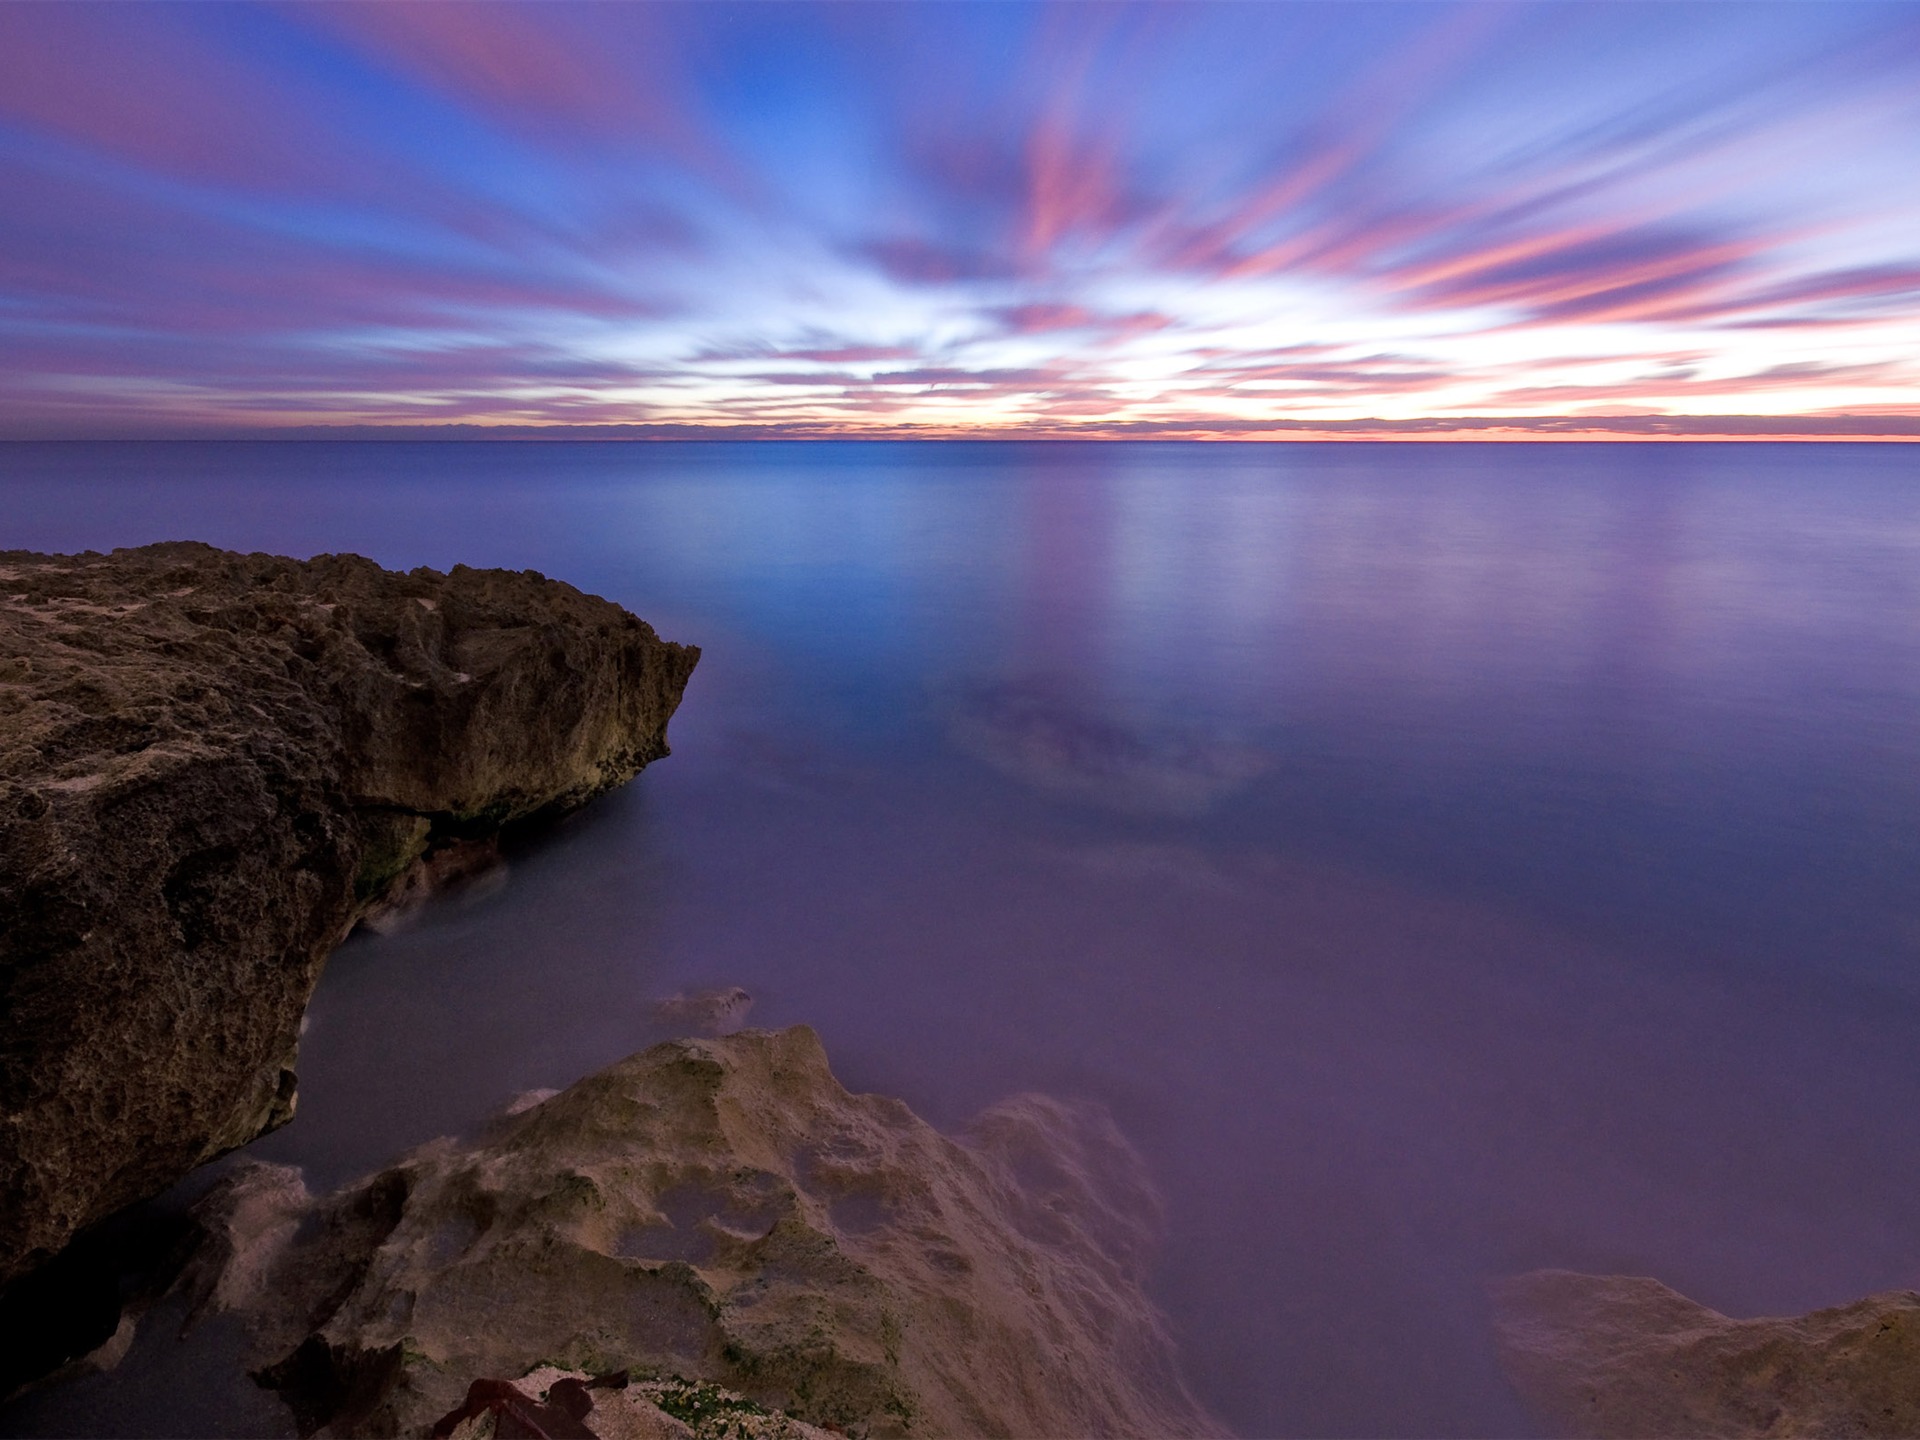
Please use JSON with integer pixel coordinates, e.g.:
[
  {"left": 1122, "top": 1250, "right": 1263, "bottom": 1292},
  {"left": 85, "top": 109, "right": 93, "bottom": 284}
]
[
  {"left": 1491, "top": 1268, "right": 1920, "bottom": 1438},
  {"left": 185, "top": 1026, "right": 1220, "bottom": 1439},
  {"left": 946, "top": 679, "right": 1266, "bottom": 817},
  {"left": 647, "top": 986, "right": 755, "bottom": 1036},
  {"left": 0, "top": 543, "right": 698, "bottom": 1287}
]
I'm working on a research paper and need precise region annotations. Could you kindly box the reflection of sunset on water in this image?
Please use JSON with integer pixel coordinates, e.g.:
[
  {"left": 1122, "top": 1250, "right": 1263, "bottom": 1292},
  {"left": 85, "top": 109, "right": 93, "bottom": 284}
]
[{"left": 5, "top": 439, "right": 1920, "bottom": 1436}]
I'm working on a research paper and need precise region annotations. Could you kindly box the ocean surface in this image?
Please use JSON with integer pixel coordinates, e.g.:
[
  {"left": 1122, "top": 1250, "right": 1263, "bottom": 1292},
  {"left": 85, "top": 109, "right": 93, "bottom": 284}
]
[{"left": 4, "top": 440, "right": 1920, "bottom": 1437}]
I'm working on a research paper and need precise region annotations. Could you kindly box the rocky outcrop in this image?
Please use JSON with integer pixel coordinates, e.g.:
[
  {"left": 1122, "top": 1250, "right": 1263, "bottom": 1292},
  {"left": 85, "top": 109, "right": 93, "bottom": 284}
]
[
  {"left": 1491, "top": 1269, "right": 1920, "bottom": 1438},
  {"left": 179, "top": 1026, "right": 1220, "bottom": 1439},
  {"left": 0, "top": 543, "right": 698, "bottom": 1287}
]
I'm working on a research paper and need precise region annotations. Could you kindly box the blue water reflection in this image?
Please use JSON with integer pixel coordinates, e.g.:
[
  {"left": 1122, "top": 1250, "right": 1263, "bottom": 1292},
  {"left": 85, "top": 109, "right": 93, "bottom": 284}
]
[{"left": 4, "top": 441, "right": 1919, "bottom": 1437}]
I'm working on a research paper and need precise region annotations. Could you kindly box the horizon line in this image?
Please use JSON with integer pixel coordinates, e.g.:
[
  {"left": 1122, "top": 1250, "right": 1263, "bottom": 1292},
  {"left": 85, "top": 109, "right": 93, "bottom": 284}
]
[{"left": 4, "top": 414, "right": 1919, "bottom": 444}]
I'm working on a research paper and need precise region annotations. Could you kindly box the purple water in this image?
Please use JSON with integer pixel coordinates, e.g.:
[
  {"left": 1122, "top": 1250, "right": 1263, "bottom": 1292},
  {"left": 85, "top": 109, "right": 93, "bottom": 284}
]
[{"left": 4, "top": 441, "right": 1919, "bottom": 1437}]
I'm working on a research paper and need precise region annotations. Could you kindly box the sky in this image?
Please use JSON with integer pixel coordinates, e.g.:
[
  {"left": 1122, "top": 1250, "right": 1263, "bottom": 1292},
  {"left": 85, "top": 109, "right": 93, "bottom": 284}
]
[{"left": 1, "top": 1, "right": 1917, "bottom": 440}]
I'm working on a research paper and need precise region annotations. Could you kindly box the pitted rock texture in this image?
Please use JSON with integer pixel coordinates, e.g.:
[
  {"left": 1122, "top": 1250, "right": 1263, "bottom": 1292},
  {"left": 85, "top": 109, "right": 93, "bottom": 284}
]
[
  {"left": 1492, "top": 1268, "right": 1920, "bottom": 1438},
  {"left": 0, "top": 543, "right": 698, "bottom": 1287},
  {"left": 185, "top": 1026, "right": 1221, "bottom": 1439}
]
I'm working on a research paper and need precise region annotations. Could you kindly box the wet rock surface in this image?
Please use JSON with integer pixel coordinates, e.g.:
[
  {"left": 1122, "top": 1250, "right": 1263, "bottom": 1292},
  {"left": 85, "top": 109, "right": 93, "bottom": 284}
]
[
  {"left": 181, "top": 1026, "right": 1220, "bottom": 1439},
  {"left": 0, "top": 543, "right": 698, "bottom": 1289},
  {"left": 1492, "top": 1268, "right": 1920, "bottom": 1438}
]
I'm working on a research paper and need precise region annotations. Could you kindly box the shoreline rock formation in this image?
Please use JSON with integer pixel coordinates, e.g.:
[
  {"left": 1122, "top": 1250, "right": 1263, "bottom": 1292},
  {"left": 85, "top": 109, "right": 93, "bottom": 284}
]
[
  {"left": 1492, "top": 1268, "right": 1920, "bottom": 1438},
  {"left": 177, "top": 1025, "right": 1222, "bottom": 1439},
  {"left": 0, "top": 543, "right": 698, "bottom": 1289}
]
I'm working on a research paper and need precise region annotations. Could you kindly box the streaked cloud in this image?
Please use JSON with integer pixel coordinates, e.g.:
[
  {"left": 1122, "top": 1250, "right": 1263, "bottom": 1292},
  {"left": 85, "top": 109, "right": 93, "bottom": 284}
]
[{"left": 0, "top": 1, "right": 1916, "bottom": 438}]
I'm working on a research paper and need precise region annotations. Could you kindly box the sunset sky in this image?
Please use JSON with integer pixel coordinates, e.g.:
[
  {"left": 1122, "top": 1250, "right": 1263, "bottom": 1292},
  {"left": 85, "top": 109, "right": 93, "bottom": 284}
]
[{"left": 2, "top": 1, "right": 1917, "bottom": 439}]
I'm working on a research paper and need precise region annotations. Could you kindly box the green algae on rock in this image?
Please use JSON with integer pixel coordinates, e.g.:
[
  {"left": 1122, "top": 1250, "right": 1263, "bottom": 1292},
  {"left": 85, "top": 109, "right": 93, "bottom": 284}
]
[{"left": 432, "top": 1365, "right": 836, "bottom": 1440}]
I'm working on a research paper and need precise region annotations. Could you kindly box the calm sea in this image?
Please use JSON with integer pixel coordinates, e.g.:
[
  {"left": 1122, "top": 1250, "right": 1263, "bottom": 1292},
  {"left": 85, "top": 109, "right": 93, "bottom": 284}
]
[{"left": 4, "top": 441, "right": 1919, "bottom": 1437}]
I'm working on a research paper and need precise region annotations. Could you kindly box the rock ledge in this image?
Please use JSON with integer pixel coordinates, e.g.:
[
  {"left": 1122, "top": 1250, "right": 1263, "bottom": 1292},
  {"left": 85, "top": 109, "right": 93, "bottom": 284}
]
[{"left": 0, "top": 543, "right": 698, "bottom": 1285}]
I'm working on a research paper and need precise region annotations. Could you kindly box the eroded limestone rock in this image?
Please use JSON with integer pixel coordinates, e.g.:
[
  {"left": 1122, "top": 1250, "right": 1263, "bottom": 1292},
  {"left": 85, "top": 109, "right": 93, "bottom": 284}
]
[
  {"left": 0, "top": 543, "right": 698, "bottom": 1286},
  {"left": 1492, "top": 1268, "right": 1920, "bottom": 1438},
  {"left": 186, "top": 1026, "right": 1221, "bottom": 1440}
]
